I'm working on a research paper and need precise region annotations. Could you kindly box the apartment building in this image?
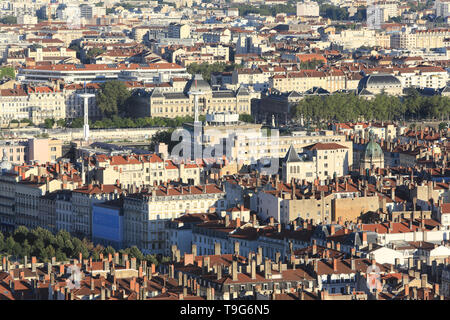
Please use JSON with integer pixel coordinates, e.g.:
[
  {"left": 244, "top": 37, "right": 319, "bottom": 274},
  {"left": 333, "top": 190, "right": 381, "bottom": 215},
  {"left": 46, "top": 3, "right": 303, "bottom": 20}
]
[
  {"left": 89, "top": 153, "right": 201, "bottom": 188},
  {"left": 123, "top": 184, "right": 227, "bottom": 254},
  {"left": 71, "top": 184, "right": 124, "bottom": 238},
  {"left": 17, "top": 62, "right": 187, "bottom": 84},
  {"left": 167, "top": 23, "right": 191, "bottom": 39},
  {"left": 396, "top": 66, "right": 448, "bottom": 89},
  {"left": 26, "top": 47, "right": 77, "bottom": 63},
  {"left": 327, "top": 29, "right": 390, "bottom": 50},
  {"left": 296, "top": 0, "right": 319, "bottom": 17},
  {"left": 0, "top": 85, "right": 65, "bottom": 125},
  {"left": 232, "top": 68, "right": 271, "bottom": 92},
  {"left": 391, "top": 29, "right": 450, "bottom": 49},
  {"left": 254, "top": 177, "right": 386, "bottom": 225},
  {"left": 282, "top": 143, "right": 349, "bottom": 183},
  {"left": 27, "top": 138, "right": 63, "bottom": 164},
  {"left": 270, "top": 69, "right": 346, "bottom": 93},
  {"left": 27, "top": 86, "right": 66, "bottom": 125},
  {"left": 435, "top": 0, "right": 450, "bottom": 17}
]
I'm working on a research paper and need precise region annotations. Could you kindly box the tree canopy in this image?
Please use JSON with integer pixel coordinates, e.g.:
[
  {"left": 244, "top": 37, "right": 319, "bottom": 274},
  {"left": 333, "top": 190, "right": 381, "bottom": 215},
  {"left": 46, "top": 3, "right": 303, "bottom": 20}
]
[
  {"left": 186, "top": 62, "right": 240, "bottom": 83},
  {"left": 239, "top": 114, "right": 254, "bottom": 123},
  {"left": 0, "top": 16, "right": 17, "bottom": 25},
  {"left": 0, "top": 67, "right": 15, "bottom": 79},
  {"left": 319, "top": 4, "right": 349, "bottom": 20},
  {"left": 0, "top": 226, "right": 167, "bottom": 265},
  {"left": 232, "top": 4, "right": 296, "bottom": 17},
  {"left": 292, "top": 91, "right": 450, "bottom": 123},
  {"left": 96, "top": 80, "right": 132, "bottom": 117},
  {"left": 86, "top": 47, "right": 106, "bottom": 61}
]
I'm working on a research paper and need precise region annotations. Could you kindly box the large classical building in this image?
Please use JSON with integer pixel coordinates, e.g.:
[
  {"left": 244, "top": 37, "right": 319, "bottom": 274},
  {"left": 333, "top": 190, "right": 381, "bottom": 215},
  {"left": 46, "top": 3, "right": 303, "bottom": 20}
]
[
  {"left": 358, "top": 74, "right": 403, "bottom": 96},
  {"left": 141, "top": 74, "right": 255, "bottom": 118}
]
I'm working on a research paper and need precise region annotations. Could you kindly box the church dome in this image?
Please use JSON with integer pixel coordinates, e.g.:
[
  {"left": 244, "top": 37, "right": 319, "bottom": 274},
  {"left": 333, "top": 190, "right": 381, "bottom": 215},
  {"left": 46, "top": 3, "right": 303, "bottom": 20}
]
[{"left": 364, "top": 131, "right": 383, "bottom": 159}]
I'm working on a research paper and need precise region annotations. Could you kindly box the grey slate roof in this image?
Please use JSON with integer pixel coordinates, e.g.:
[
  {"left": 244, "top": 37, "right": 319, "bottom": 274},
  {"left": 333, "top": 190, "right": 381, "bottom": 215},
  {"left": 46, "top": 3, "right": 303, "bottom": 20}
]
[{"left": 283, "top": 145, "right": 302, "bottom": 163}]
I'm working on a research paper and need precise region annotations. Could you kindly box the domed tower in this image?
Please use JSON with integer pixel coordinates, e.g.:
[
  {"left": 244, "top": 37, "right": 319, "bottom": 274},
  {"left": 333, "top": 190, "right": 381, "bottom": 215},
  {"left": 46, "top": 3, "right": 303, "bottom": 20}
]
[{"left": 360, "top": 130, "right": 384, "bottom": 171}]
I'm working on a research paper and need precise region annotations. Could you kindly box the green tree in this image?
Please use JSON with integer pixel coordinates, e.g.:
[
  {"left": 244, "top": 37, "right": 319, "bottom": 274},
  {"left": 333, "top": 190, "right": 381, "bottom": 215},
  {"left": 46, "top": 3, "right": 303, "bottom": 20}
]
[
  {"left": 44, "top": 118, "right": 55, "bottom": 129},
  {"left": 86, "top": 47, "right": 106, "bottom": 61},
  {"left": 13, "top": 226, "right": 29, "bottom": 244},
  {"left": 4, "top": 236, "right": 15, "bottom": 255},
  {"left": 70, "top": 117, "right": 84, "bottom": 128},
  {"left": 187, "top": 62, "right": 239, "bottom": 83},
  {"left": 239, "top": 114, "right": 254, "bottom": 123},
  {"left": 0, "top": 16, "right": 17, "bottom": 25},
  {"left": 0, "top": 67, "right": 15, "bottom": 79},
  {"left": 439, "top": 122, "right": 448, "bottom": 131},
  {"left": 320, "top": 4, "right": 349, "bottom": 20},
  {"left": 96, "top": 80, "right": 131, "bottom": 117},
  {"left": 150, "top": 129, "right": 176, "bottom": 152},
  {"left": 56, "top": 119, "right": 66, "bottom": 127}
]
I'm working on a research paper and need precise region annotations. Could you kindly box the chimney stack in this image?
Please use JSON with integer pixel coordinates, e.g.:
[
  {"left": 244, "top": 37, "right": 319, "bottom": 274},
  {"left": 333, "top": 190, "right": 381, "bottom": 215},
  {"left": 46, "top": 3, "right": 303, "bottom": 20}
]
[
  {"left": 421, "top": 274, "right": 427, "bottom": 288},
  {"left": 232, "top": 260, "right": 238, "bottom": 281},
  {"left": 214, "top": 242, "right": 221, "bottom": 255},
  {"left": 234, "top": 242, "right": 240, "bottom": 256},
  {"left": 251, "top": 258, "right": 256, "bottom": 280}
]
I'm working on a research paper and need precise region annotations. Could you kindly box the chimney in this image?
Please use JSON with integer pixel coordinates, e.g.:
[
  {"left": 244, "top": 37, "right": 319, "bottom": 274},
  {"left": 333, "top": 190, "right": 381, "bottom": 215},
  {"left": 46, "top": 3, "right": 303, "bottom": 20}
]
[
  {"left": 225, "top": 214, "right": 230, "bottom": 227},
  {"left": 232, "top": 260, "right": 238, "bottom": 281},
  {"left": 217, "top": 265, "right": 222, "bottom": 280},
  {"left": 333, "top": 258, "right": 337, "bottom": 272},
  {"left": 214, "top": 242, "right": 221, "bottom": 255},
  {"left": 264, "top": 259, "right": 271, "bottom": 279},
  {"left": 236, "top": 217, "right": 241, "bottom": 228},
  {"left": 251, "top": 259, "right": 256, "bottom": 280},
  {"left": 362, "top": 232, "right": 367, "bottom": 244},
  {"left": 234, "top": 242, "right": 240, "bottom": 256},
  {"left": 31, "top": 257, "right": 36, "bottom": 272},
  {"left": 421, "top": 274, "right": 427, "bottom": 288},
  {"left": 191, "top": 244, "right": 197, "bottom": 258}
]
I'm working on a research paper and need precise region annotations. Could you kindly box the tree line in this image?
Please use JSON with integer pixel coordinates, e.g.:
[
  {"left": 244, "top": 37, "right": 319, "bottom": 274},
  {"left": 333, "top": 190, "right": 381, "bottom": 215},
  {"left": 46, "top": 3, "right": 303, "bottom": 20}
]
[
  {"left": 292, "top": 90, "right": 450, "bottom": 123},
  {"left": 0, "top": 226, "right": 169, "bottom": 266},
  {"left": 186, "top": 62, "right": 241, "bottom": 83},
  {"left": 232, "top": 4, "right": 296, "bottom": 17}
]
